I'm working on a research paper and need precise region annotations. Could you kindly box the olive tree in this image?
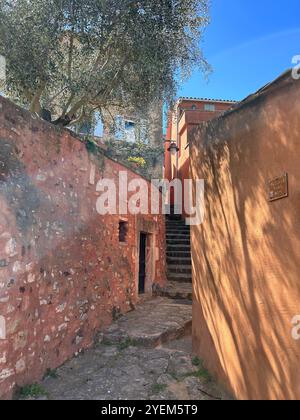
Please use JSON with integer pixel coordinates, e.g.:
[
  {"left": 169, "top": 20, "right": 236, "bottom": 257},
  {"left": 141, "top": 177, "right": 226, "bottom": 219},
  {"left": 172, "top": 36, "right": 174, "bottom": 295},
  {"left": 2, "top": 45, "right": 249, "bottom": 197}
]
[{"left": 0, "top": 0, "right": 210, "bottom": 127}]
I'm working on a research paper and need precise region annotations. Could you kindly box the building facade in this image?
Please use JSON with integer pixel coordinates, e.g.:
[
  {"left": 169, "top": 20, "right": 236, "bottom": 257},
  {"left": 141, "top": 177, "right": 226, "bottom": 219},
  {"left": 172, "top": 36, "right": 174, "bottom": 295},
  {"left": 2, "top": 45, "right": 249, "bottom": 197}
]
[
  {"left": 101, "top": 100, "right": 164, "bottom": 178},
  {"left": 164, "top": 98, "right": 237, "bottom": 215},
  {"left": 102, "top": 101, "right": 163, "bottom": 146}
]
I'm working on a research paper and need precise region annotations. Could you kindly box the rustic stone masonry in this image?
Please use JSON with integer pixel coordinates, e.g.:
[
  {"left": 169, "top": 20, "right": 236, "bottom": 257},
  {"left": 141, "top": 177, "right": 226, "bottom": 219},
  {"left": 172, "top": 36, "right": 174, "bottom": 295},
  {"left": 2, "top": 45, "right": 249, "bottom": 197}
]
[{"left": 0, "top": 96, "right": 166, "bottom": 399}]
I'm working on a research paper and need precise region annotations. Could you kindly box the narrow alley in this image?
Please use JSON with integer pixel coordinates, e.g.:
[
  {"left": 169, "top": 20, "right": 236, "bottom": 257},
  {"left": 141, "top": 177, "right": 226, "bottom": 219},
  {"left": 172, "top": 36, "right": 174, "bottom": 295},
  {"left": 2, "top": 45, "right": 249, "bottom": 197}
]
[{"left": 19, "top": 297, "right": 230, "bottom": 400}]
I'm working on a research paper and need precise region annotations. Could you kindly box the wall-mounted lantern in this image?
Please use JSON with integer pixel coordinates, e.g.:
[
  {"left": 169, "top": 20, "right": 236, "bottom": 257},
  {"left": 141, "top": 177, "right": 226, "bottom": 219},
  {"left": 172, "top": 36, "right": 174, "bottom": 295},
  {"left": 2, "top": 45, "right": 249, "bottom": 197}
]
[{"left": 167, "top": 141, "right": 179, "bottom": 156}]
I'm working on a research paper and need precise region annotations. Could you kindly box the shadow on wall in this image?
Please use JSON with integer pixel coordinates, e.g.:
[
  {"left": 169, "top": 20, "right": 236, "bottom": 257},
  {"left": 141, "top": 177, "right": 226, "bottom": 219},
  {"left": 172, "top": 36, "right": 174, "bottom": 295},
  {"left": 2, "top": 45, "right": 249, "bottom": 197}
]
[{"left": 190, "top": 74, "right": 300, "bottom": 400}]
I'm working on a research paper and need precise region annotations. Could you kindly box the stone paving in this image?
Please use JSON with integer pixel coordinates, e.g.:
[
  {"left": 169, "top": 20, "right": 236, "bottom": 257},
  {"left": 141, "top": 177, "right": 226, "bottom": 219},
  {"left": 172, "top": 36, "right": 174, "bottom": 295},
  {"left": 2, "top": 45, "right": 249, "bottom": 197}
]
[
  {"left": 19, "top": 298, "right": 231, "bottom": 400},
  {"left": 156, "top": 282, "right": 193, "bottom": 301},
  {"left": 102, "top": 298, "right": 192, "bottom": 348}
]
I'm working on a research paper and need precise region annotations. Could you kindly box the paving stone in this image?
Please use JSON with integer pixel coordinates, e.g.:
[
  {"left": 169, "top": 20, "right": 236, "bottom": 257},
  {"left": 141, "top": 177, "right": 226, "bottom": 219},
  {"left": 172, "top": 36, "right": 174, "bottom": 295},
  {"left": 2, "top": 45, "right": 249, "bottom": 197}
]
[
  {"left": 160, "top": 281, "right": 193, "bottom": 300},
  {"left": 21, "top": 298, "right": 231, "bottom": 401},
  {"left": 102, "top": 298, "right": 192, "bottom": 348},
  {"left": 167, "top": 352, "right": 197, "bottom": 378}
]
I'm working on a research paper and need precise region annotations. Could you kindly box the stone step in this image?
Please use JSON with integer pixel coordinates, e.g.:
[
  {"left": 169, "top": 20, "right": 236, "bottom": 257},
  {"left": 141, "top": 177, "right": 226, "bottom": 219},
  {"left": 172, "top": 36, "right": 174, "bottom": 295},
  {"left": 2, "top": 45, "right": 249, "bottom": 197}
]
[
  {"left": 166, "top": 218, "right": 188, "bottom": 222},
  {"left": 166, "top": 230, "right": 190, "bottom": 236},
  {"left": 166, "top": 226, "right": 190, "bottom": 232},
  {"left": 166, "top": 228, "right": 189, "bottom": 234},
  {"left": 166, "top": 222, "right": 187, "bottom": 227},
  {"left": 166, "top": 233, "right": 191, "bottom": 242},
  {"left": 166, "top": 230, "right": 190, "bottom": 235},
  {"left": 167, "top": 273, "right": 192, "bottom": 283},
  {"left": 167, "top": 238, "right": 190, "bottom": 245},
  {"left": 166, "top": 228, "right": 189, "bottom": 233},
  {"left": 166, "top": 221, "right": 189, "bottom": 226},
  {"left": 166, "top": 215, "right": 182, "bottom": 222},
  {"left": 167, "top": 257, "right": 192, "bottom": 265},
  {"left": 156, "top": 282, "right": 192, "bottom": 301},
  {"left": 102, "top": 297, "right": 192, "bottom": 348},
  {"left": 166, "top": 227, "right": 188, "bottom": 231},
  {"left": 167, "top": 251, "right": 191, "bottom": 259},
  {"left": 167, "top": 245, "right": 191, "bottom": 252},
  {"left": 167, "top": 234, "right": 190, "bottom": 241},
  {"left": 168, "top": 265, "right": 192, "bottom": 275}
]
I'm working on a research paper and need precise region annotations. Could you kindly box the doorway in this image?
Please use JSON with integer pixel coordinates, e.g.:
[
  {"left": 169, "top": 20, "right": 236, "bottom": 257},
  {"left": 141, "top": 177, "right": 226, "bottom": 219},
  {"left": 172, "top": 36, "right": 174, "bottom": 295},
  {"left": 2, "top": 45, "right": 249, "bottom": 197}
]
[{"left": 139, "top": 233, "right": 147, "bottom": 294}]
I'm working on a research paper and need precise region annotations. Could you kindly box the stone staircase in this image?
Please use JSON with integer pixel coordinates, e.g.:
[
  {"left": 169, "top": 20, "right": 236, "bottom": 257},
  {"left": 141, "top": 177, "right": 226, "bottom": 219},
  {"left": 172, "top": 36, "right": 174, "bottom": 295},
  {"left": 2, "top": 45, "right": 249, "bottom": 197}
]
[{"left": 158, "top": 216, "right": 193, "bottom": 301}]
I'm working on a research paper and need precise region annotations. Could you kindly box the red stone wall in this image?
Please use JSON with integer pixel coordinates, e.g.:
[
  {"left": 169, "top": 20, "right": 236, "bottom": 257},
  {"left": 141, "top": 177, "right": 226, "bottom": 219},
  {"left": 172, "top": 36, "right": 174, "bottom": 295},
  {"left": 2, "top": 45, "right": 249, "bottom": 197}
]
[
  {"left": 0, "top": 97, "right": 166, "bottom": 399},
  {"left": 190, "top": 73, "right": 300, "bottom": 400}
]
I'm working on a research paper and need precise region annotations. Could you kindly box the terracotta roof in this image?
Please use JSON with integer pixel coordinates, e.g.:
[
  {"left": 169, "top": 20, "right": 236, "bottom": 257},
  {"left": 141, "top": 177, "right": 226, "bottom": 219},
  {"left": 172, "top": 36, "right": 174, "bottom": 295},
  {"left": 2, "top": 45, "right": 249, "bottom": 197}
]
[{"left": 178, "top": 97, "right": 239, "bottom": 104}]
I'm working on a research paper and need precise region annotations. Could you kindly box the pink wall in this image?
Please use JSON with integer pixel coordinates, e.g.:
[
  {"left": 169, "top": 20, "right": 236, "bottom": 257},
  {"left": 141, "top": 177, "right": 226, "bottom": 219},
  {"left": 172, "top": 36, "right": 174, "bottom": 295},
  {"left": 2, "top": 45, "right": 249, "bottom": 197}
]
[{"left": 0, "top": 97, "right": 166, "bottom": 399}]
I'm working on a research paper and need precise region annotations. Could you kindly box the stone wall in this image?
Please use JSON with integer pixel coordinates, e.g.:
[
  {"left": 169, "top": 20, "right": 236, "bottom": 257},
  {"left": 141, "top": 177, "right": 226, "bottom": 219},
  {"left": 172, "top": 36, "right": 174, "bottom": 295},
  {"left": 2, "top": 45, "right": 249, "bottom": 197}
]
[
  {"left": 0, "top": 97, "right": 166, "bottom": 399},
  {"left": 190, "top": 72, "right": 300, "bottom": 400}
]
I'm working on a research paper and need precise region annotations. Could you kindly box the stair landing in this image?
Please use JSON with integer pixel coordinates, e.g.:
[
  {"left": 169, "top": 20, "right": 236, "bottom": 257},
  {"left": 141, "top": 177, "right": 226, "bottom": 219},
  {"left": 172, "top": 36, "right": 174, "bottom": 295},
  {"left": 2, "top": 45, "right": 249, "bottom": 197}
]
[
  {"left": 102, "top": 297, "right": 192, "bottom": 348},
  {"left": 158, "top": 281, "right": 193, "bottom": 301}
]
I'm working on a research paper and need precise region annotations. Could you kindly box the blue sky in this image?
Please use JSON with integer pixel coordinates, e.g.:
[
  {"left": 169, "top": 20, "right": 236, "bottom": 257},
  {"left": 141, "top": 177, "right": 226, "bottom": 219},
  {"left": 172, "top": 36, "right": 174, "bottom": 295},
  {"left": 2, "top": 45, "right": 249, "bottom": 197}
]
[{"left": 179, "top": 0, "right": 300, "bottom": 101}]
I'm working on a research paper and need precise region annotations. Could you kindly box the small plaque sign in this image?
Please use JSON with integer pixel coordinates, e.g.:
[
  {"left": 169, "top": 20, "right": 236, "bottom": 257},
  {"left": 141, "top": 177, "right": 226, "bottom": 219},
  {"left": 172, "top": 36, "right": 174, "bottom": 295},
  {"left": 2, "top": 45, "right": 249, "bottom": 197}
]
[{"left": 268, "top": 173, "right": 288, "bottom": 202}]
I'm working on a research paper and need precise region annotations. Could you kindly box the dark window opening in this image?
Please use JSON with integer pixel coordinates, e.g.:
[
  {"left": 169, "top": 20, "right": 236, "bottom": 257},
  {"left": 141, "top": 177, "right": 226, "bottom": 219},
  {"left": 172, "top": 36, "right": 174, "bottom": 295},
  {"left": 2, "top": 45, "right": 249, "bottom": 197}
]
[
  {"left": 119, "top": 221, "right": 128, "bottom": 243},
  {"left": 204, "top": 103, "right": 216, "bottom": 112},
  {"left": 125, "top": 120, "right": 135, "bottom": 130}
]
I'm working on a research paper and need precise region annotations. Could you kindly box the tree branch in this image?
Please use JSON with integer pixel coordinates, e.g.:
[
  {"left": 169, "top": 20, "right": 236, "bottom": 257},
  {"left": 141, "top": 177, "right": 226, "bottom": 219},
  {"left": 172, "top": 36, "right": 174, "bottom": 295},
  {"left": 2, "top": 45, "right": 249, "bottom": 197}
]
[
  {"left": 62, "top": 92, "right": 75, "bottom": 115},
  {"left": 67, "top": 31, "right": 74, "bottom": 83},
  {"left": 29, "top": 82, "right": 46, "bottom": 114},
  {"left": 46, "top": 87, "right": 68, "bottom": 107},
  {"left": 69, "top": 106, "right": 85, "bottom": 126}
]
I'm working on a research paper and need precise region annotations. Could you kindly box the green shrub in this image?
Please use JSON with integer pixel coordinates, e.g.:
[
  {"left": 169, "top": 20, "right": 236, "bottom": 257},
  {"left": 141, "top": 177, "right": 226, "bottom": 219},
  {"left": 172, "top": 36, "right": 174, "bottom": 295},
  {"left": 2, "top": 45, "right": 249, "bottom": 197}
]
[{"left": 18, "top": 383, "right": 48, "bottom": 399}]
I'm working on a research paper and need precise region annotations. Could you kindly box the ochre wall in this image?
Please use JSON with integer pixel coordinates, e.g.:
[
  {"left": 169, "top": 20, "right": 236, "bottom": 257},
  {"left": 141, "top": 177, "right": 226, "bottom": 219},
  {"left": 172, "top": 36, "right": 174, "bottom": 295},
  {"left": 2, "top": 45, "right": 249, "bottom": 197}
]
[
  {"left": 0, "top": 97, "right": 166, "bottom": 399},
  {"left": 166, "top": 101, "right": 235, "bottom": 213},
  {"left": 190, "top": 74, "right": 300, "bottom": 400}
]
